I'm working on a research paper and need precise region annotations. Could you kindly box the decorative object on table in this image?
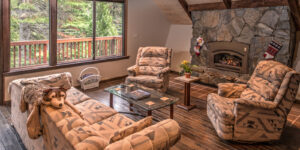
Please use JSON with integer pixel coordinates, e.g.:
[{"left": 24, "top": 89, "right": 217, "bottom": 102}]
[
  {"left": 125, "top": 89, "right": 151, "bottom": 100},
  {"left": 263, "top": 40, "right": 282, "bottom": 60},
  {"left": 194, "top": 36, "right": 204, "bottom": 56},
  {"left": 78, "top": 67, "right": 101, "bottom": 91},
  {"left": 180, "top": 60, "right": 196, "bottom": 78}
]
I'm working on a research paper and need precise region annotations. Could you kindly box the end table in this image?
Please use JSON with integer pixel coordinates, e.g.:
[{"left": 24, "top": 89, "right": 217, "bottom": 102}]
[{"left": 175, "top": 76, "right": 199, "bottom": 111}]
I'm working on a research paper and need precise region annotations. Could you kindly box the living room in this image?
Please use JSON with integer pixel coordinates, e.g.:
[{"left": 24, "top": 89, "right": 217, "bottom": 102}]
[{"left": 0, "top": 0, "right": 300, "bottom": 149}]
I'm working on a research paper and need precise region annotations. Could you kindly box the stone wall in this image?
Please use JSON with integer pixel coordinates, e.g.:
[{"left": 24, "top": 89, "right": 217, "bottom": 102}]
[{"left": 191, "top": 6, "right": 295, "bottom": 75}]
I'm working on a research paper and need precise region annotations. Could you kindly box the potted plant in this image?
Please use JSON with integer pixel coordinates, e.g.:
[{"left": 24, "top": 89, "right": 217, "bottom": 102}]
[{"left": 180, "top": 60, "right": 194, "bottom": 78}]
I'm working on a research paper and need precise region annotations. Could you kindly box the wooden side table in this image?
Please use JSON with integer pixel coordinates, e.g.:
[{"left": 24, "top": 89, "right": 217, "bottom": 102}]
[{"left": 175, "top": 76, "right": 199, "bottom": 111}]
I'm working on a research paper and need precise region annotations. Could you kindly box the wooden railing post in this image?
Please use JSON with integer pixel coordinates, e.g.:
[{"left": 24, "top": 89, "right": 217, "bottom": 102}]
[
  {"left": 112, "top": 39, "right": 115, "bottom": 56},
  {"left": 43, "top": 44, "right": 47, "bottom": 63},
  {"left": 13, "top": 46, "right": 16, "bottom": 68},
  {"left": 29, "top": 45, "right": 32, "bottom": 65},
  {"left": 105, "top": 40, "right": 107, "bottom": 56},
  {"left": 19, "top": 46, "right": 21, "bottom": 67},
  {"left": 88, "top": 41, "right": 92, "bottom": 58}
]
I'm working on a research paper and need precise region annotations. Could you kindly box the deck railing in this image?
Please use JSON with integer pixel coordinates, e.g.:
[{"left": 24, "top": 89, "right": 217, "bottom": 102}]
[{"left": 10, "top": 36, "right": 122, "bottom": 68}]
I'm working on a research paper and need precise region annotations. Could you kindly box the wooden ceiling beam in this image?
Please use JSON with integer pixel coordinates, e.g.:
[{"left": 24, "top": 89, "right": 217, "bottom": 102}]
[
  {"left": 223, "top": 0, "right": 232, "bottom": 9},
  {"left": 288, "top": 0, "right": 300, "bottom": 30},
  {"left": 189, "top": 0, "right": 288, "bottom": 11},
  {"left": 178, "top": 0, "right": 191, "bottom": 20}
]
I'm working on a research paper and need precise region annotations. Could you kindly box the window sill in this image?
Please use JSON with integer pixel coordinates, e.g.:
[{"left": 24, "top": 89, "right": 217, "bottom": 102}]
[{"left": 4, "top": 56, "right": 129, "bottom": 76}]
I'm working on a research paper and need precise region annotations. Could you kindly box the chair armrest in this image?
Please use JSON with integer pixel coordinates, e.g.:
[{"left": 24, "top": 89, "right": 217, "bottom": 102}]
[
  {"left": 234, "top": 98, "right": 277, "bottom": 110},
  {"left": 218, "top": 83, "right": 247, "bottom": 98},
  {"left": 104, "top": 119, "right": 181, "bottom": 150},
  {"left": 157, "top": 67, "right": 170, "bottom": 78},
  {"left": 127, "top": 65, "right": 139, "bottom": 76}
]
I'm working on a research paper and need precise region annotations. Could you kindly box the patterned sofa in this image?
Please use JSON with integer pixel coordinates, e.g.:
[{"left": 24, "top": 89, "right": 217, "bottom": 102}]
[
  {"left": 126, "top": 47, "right": 172, "bottom": 93},
  {"left": 207, "top": 60, "right": 300, "bottom": 142},
  {"left": 9, "top": 73, "right": 181, "bottom": 150}
]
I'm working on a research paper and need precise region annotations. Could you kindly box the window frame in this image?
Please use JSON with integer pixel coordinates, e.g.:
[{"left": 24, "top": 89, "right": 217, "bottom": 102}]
[{"left": 2, "top": 0, "right": 128, "bottom": 74}]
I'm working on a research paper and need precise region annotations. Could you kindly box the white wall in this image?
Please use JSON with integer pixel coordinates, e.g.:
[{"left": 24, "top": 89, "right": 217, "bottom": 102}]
[
  {"left": 4, "top": 0, "right": 171, "bottom": 101},
  {"left": 165, "top": 24, "right": 193, "bottom": 72}
]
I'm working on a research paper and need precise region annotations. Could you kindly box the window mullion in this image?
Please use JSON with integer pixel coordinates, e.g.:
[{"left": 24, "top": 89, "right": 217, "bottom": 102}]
[
  {"left": 49, "top": 0, "right": 57, "bottom": 66},
  {"left": 92, "top": 0, "right": 96, "bottom": 60}
]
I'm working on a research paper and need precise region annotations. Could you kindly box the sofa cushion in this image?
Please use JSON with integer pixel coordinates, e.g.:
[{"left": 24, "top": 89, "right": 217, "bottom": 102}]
[
  {"left": 241, "top": 60, "right": 292, "bottom": 101},
  {"left": 66, "top": 87, "right": 92, "bottom": 105},
  {"left": 66, "top": 114, "right": 135, "bottom": 146},
  {"left": 207, "top": 93, "right": 235, "bottom": 123},
  {"left": 126, "top": 75, "right": 163, "bottom": 88},
  {"left": 138, "top": 66, "right": 163, "bottom": 76},
  {"left": 140, "top": 47, "right": 168, "bottom": 59},
  {"left": 75, "top": 100, "right": 117, "bottom": 124},
  {"left": 109, "top": 116, "right": 152, "bottom": 143},
  {"left": 138, "top": 57, "right": 167, "bottom": 67}
]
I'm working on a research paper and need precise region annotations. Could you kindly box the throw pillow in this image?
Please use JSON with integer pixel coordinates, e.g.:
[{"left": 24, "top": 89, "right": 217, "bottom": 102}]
[{"left": 109, "top": 116, "right": 152, "bottom": 143}]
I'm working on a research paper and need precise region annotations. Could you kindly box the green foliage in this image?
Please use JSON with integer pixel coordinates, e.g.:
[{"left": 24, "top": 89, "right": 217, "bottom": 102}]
[{"left": 10, "top": 0, "right": 123, "bottom": 41}]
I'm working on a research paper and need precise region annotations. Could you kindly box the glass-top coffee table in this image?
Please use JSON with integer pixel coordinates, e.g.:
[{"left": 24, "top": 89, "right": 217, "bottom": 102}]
[{"left": 105, "top": 84, "right": 179, "bottom": 119}]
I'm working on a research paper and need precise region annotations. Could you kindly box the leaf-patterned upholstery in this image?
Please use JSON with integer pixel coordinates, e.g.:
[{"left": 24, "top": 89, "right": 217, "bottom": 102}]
[
  {"left": 207, "top": 60, "right": 300, "bottom": 142},
  {"left": 9, "top": 72, "right": 181, "bottom": 150},
  {"left": 126, "top": 47, "right": 172, "bottom": 92}
]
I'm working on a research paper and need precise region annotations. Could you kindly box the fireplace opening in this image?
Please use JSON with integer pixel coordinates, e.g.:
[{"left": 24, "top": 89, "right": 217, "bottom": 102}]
[
  {"left": 208, "top": 42, "right": 249, "bottom": 74},
  {"left": 214, "top": 53, "right": 242, "bottom": 67}
]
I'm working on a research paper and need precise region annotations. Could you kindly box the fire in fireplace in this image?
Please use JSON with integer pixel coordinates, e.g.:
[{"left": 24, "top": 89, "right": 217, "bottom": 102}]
[
  {"left": 208, "top": 42, "right": 249, "bottom": 74},
  {"left": 215, "top": 53, "right": 242, "bottom": 67}
]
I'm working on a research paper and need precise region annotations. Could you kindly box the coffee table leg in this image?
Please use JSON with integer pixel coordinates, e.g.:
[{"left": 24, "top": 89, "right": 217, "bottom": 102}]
[
  {"left": 170, "top": 104, "right": 174, "bottom": 119},
  {"left": 110, "top": 93, "right": 114, "bottom": 108},
  {"left": 129, "top": 103, "right": 133, "bottom": 112},
  {"left": 147, "top": 110, "right": 152, "bottom": 116}
]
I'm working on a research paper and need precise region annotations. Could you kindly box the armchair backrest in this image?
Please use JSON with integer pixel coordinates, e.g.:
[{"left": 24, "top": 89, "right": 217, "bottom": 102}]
[
  {"left": 135, "top": 47, "right": 172, "bottom": 76},
  {"left": 240, "top": 60, "right": 293, "bottom": 102}
]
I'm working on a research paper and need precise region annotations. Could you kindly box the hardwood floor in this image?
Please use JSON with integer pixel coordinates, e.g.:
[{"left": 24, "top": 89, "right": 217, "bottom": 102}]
[
  {"left": 0, "top": 73, "right": 300, "bottom": 150},
  {"left": 85, "top": 73, "right": 300, "bottom": 150}
]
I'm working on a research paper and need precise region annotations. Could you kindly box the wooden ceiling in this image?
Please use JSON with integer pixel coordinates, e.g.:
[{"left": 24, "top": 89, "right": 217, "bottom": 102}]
[{"left": 153, "top": 0, "right": 300, "bottom": 29}]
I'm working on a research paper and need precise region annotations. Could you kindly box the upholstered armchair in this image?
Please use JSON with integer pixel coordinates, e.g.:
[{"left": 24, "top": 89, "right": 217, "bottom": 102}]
[
  {"left": 126, "top": 47, "right": 172, "bottom": 93},
  {"left": 207, "top": 60, "right": 300, "bottom": 142}
]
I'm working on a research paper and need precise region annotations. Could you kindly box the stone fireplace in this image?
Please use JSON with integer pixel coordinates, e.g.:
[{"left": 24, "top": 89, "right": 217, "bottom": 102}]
[{"left": 190, "top": 6, "right": 296, "bottom": 86}]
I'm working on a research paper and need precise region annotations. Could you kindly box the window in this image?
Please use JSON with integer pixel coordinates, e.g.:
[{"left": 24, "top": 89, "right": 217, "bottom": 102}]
[
  {"left": 57, "top": 0, "right": 93, "bottom": 62},
  {"left": 57, "top": 0, "right": 124, "bottom": 63},
  {"left": 10, "top": 0, "right": 49, "bottom": 69},
  {"left": 7, "top": 0, "right": 126, "bottom": 70},
  {"left": 95, "top": 2, "right": 123, "bottom": 58}
]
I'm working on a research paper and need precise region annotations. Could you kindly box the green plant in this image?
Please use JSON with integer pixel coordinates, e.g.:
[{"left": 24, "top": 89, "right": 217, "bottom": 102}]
[{"left": 180, "top": 60, "right": 194, "bottom": 73}]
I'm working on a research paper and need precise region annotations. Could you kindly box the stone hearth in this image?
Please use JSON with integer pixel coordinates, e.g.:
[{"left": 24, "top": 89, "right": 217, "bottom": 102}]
[{"left": 190, "top": 6, "right": 295, "bottom": 86}]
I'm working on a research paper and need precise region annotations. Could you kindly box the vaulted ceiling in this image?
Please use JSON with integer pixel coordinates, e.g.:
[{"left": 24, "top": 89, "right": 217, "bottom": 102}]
[{"left": 153, "top": 0, "right": 300, "bottom": 30}]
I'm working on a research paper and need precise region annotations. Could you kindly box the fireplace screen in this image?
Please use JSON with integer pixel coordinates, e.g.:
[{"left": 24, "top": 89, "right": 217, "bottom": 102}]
[{"left": 214, "top": 53, "right": 242, "bottom": 67}]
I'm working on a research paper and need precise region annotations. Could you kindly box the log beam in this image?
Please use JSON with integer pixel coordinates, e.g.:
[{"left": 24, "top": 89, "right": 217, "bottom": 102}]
[
  {"left": 178, "top": 0, "right": 191, "bottom": 20},
  {"left": 189, "top": 0, "right": 288, "bottom": 11},
  {"left": 223, "top": 0, "right": 232, "bottom": 9},
  {"left": 288, "top": 0, "right": 300, "bottom": 30}
]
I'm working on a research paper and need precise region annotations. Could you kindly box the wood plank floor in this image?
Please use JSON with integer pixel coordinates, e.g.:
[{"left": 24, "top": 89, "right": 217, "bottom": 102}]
[
  {"left": 85, "top": 73, "right": 300, "bottom": 150},
  {"left": 0, "top": 73, "right": 300, "bottom": 150}
]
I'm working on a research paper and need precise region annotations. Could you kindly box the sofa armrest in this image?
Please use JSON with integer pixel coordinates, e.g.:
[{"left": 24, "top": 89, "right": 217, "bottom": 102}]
[
  {"left": 127, "top": 65, "right": 139, "bottom": 76},
  {"left": 104, "top": 119, "right": 181, "bottom": 150},
  {"left": 157, "top": 67, "right": 170, "bottom": 78},
  {"left": 234, "top": 98, "right": 277, "bottom": 110},
  {"left": 218, "top": 83, "right": 247, "bottom": 98}
]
